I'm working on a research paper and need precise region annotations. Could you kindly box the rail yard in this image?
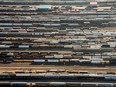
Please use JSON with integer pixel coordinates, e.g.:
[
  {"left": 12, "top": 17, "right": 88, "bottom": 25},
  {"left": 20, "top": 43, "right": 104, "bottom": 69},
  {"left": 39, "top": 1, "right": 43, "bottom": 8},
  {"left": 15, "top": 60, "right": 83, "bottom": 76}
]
[{"left": 0, "top": 0, "right": 116, "bottom": 86}]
